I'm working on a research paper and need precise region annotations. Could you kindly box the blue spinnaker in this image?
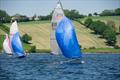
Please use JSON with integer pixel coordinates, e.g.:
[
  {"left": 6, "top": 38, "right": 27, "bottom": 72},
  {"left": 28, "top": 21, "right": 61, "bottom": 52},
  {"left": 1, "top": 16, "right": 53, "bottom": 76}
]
[
  {"left": 11, "top": 32, "right": 25, "bottom": 57},
  {"left": 55, "top": 17, "right": 82, "bottom": 58}
]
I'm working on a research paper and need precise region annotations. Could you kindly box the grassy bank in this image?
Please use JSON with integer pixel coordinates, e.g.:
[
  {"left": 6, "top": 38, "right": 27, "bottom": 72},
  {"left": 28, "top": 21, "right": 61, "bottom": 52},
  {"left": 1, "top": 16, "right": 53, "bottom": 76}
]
[
  {"left": 0, "top": 35, "right": 4, "bottom": 51},
  {"left": 79, "top": 16, "right": 120, "bottom": 46},
  {"left": 2, "top": 16, "right": 120, "bottom": 53},
  {"left": 83, "top": 48, "right": 120, "bottom": 53},
  {"left": 28, "top": 48, "right": 120, "bottom": 53},
  {"left": 80, "top": 16, "right": 120, "bottom": 31},
  {"left": 0, "top": 23, "right": 9, "bottom": 34},
  {"left": 5, "top": 20, "right": 111, "bottom": 49},
  {"left": 36, "top": 49, "right": 51, "bottom": 53}
]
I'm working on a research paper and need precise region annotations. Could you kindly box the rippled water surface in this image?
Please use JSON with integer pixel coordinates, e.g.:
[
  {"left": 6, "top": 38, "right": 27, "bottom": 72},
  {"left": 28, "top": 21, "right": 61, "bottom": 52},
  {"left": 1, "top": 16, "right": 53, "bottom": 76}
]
[{"left": 0, "top": 53, "right": 120, "bottom": 80}]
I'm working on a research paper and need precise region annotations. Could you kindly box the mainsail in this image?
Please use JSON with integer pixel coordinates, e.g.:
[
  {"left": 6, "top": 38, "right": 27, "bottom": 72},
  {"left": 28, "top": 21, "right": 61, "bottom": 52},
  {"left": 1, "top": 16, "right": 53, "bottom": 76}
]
[
  {"left": 50, "top": 0, "right": 64, "bottom": 54},
  {"left": 10, "top": 21, "right": 25, "bottom": 58},
  {"left": 3, "top": 33, "right": 12, "bottom": 54}
]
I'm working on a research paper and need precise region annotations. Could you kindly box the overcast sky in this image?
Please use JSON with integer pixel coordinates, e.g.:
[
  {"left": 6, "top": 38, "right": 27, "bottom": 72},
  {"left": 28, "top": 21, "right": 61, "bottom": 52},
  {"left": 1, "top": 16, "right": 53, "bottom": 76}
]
[{"left": 0, "top": 0, "right": 120, "bottom": 17}]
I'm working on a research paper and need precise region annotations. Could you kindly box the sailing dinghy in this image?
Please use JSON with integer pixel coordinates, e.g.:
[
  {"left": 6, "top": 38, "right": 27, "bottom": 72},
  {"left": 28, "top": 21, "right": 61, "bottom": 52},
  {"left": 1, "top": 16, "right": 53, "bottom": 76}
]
[
  {"left": 10, "top": 21, "right": 26, "bottom": 58},
  {"left": 55, "top": 17, "right": 84, "bottom": 64},
  {"left": 55, "top": 17, "right": 82, "bottom": 58},
  {"left": 3, "top": 33, "right": 12, "bottom": 55}
]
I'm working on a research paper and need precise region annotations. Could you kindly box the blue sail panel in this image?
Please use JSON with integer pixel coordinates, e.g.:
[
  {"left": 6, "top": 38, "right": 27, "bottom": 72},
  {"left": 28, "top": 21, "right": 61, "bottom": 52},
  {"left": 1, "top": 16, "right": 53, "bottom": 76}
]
[
  {"left": 55, "top": 17, "right": 82, "bottom": 58},
  {"left": 11, "top": 32, "right": 25, "bottom": 57}
]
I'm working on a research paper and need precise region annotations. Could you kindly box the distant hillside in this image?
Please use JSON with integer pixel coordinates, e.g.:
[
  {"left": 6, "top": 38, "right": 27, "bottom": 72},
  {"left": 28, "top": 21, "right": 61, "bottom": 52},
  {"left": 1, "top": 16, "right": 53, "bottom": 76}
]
[
  {"left": 5, "top": 20, "right": 111, "bottom": 50},
  {"left": 80, "top": 16, "right": 120, "bottom": 46},
  {"left": 5, "top": 21, "right": 50, "bottom": 50},
  {"left": 74, "top": 21, "right": 111, "bottom": 49},
  {"left": 81, "top": 16, "right": 120, "bottom": 32},
  {"left": 0, "top": 29, "right": 5, "bottom": 35}
]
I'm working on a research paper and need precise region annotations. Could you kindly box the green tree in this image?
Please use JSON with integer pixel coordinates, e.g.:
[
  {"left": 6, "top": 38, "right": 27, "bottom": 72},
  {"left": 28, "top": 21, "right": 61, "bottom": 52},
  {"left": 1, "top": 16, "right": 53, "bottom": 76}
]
[
  {"left": 12, "top": 14, "right": 29, "bottom": 22},
  {"left": 64, "top": 9, "right": 85, "bottom": 20},
  {"left": 0, "top": 10, "right": 11, "bottom": 23},
  {"left": 89, "top": 21, "right": 97, "bottom": 30},
  {"left": 94, "top": 21, "right": 106, "bottom": 35},
  {"left": 89, "top": 21, "right": 107, "bottom": 35},
  {"left": 103, "top": 29, "right": 116, "bottom": 46},
  {"left": 115, "top": 8, "right": 120, "bottom": 15},
  {"left": 84, "top": 18, "right": 93, "bottom": 27},
  {"left": 100, "top": 10, "right": 114, "bottom": 16},
  {"left": 88, "top": 13, "right": 92, "bottom": 16},
  {"left": 29, "top": 46, "right": 36, "bottom": 53},
  {"left": 22, "top": 34, "right": 32, "bottom": 43},
  {"left": 93, "top": 12, "right": 98, "bottom": 16}
]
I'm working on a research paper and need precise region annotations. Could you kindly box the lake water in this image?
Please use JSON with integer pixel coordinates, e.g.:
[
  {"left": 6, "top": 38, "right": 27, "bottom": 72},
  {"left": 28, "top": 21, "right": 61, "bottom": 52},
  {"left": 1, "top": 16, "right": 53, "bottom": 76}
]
[{"left": 0, "top": 53, "right": 120, "bottom": 80}]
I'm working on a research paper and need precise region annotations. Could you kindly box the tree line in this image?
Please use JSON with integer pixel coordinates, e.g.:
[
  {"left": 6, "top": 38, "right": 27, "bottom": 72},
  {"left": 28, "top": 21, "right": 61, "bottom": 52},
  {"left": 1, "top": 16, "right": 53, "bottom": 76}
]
[
  {"left": 0, "top": 10, "right": 11, "bottom": 23},
  {"left": 88, "top": 8, "right": 120, "bottom": 16},
  {"left": 0, "top": 9, "right": 85, "bottom": 23},
  {"left": 100, "top": 8, "right": 120, "bottom": 16},
  {"left": 0, "top": 8, "right": 120, "bottom": 23},
  {"left": 84, "top": 18, "right": 117, "bottom": 47}
]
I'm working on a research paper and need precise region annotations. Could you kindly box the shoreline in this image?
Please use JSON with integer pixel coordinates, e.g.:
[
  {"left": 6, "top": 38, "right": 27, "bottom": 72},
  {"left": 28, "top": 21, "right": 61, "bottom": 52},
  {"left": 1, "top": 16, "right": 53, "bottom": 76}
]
[
  {"left": 35, "top": 48, "right": 120, "bottom": 53},
  {"left": 0, "top": 48, "right": 120, "bottom": 54},
  {"left": 0, "top": 52, "right": 120, "bottom": 54}
]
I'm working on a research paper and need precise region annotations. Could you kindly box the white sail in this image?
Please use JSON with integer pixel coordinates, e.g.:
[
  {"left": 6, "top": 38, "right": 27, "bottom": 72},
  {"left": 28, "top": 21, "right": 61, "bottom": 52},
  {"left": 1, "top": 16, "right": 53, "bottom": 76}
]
[
  {"left": 50, "top": 0, "right": 65, "bottom": 55},
  {"left": 10, "top": 21, "right": 18, "bottom": 51},
  {"left": 10, "top": 21, "right": 18, "bottom": 40},
  {"left": 3, "top": 33, "right": 12, "bottom": 54},
  {"left": 10, "top": 21, "right": 25, "bottom": 57}
]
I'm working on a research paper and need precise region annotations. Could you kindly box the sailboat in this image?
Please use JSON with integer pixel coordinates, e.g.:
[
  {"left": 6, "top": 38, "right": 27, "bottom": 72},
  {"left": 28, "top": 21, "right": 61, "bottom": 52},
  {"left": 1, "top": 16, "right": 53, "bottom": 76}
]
[
  {"left": 56, "top": 17, "right": 84, "bottom": 63},
  {"left": 56, "top": 17, "right": 82, "bottom": 58},
  {"left": 10, "top": 20, "right": 26, "bottom": 58},
  {"left": 54, "top": 1, "right": 84, "bottom": 63},
  {"left": 50, "top": 0, "right": 65, "bottom": 55},
  {"left": 3, "top": 33, "right": 12, "bottom": 55}
]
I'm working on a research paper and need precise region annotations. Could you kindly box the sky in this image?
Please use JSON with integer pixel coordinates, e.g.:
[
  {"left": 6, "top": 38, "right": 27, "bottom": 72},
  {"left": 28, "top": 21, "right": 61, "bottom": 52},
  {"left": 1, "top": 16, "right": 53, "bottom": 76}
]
[{"left": 0, "top": 0, "right": 120, "bottom": 17}]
